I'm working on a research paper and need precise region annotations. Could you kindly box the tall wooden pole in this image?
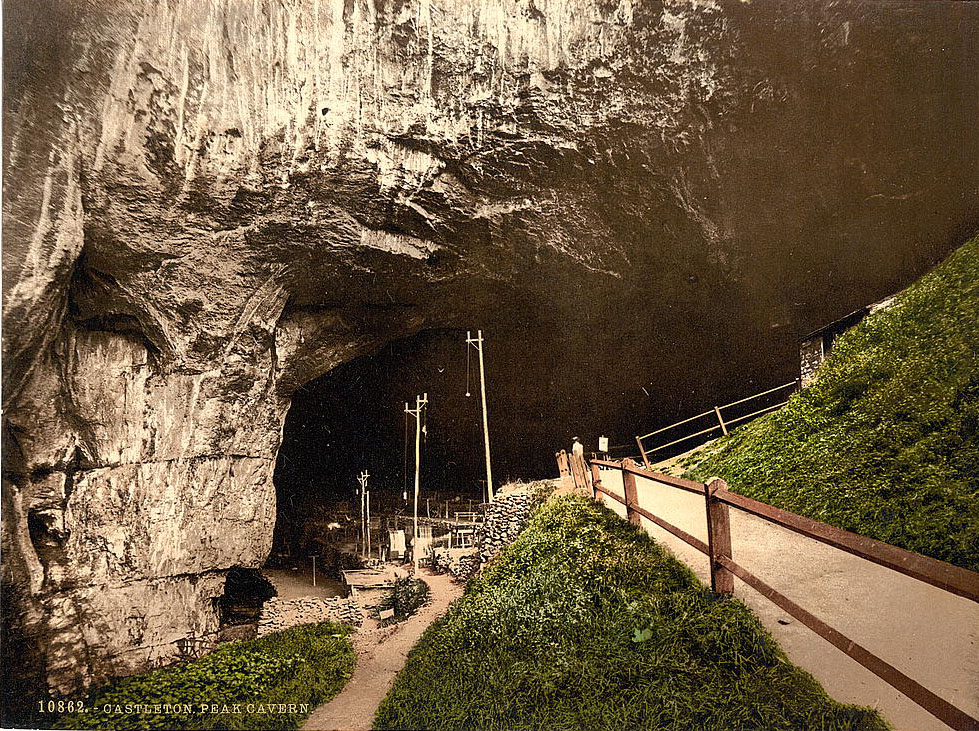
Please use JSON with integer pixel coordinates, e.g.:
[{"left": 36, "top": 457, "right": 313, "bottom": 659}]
[
  {"left": 405, "top": 394, "right": 427, "bottom": 543},
  {"left": 468, "top": 330, "right": 494, "bottom": 503},
  {"left": 357, "top": 470, "right": 369, "bottom": 556}
]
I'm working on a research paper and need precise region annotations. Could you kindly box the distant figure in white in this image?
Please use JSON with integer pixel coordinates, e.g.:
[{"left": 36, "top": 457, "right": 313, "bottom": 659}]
[{"left": 572, "top": 437, "right": 584, "bottom": 459}]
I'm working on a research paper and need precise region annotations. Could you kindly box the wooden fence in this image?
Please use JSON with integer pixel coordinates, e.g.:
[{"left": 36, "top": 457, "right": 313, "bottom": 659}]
[
  {"left": 556, "top": 449, "right": 592, "bottom": 491},
  {"left": 577, "top": 456, "right": 979, "bottom": 731},
  {"left": 632, "top": 380, "right": 798, "bottom": 467}
]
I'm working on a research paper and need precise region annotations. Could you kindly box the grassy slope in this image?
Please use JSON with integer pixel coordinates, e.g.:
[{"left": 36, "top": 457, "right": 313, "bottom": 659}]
[
  {"left": 687, "top": 236, "right": 979, "bottom": 571},
  {"left": 374, "top": 496, "right": 886, "bottom": 731},
  {"left": 56, "top": 622, "right": 355, "bottom": 731}
]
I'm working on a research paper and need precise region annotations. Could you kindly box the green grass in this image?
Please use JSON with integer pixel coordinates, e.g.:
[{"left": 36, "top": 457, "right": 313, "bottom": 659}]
[
  {"left": 56, "top": 622, "right": 355, "bottom": 730},
  {"left": 686, "top": 235, "right": 979, "bottom": 571},
  {"left": 374, "top": 495, "right": 887, "bottom": 731}
]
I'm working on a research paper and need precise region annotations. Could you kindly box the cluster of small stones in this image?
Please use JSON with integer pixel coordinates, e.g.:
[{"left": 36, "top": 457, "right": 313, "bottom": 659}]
[{"left": 257, "top": 596, "right": 363, "bottom": 636}]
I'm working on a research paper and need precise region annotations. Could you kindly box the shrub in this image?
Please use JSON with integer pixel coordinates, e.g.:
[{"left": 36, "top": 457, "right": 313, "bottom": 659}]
[
  {"left": 527, "top": 479, "right": 559, "bottom": 513},
  {"left": 378, "top": 578, "right": 431, "bottom": 625},
  {"left": 56, "top": 622, "right": 355, "bottom": 730},
  {"left": 374, "top": 496, "right": 887, "bottom": 731}
]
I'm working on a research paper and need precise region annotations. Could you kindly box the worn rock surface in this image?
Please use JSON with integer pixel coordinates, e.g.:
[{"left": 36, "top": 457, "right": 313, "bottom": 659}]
[{"left": 2, "top": 0, "right": 977, "bottom": 706}]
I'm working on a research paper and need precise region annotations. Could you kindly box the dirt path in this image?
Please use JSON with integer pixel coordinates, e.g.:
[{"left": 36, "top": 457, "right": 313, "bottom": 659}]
[
  {"left": 302, "top": 570, "right": 463, "bottom": 731},
  {"left": 599, "top": 469, "right": 979, "bottom": 731}
]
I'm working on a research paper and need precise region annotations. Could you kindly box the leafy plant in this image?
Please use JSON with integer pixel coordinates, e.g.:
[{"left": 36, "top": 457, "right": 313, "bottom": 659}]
[
  {"left": 56, "top": 622, "right": 355, "bottom": 730},
  {"left": 378, "top": 577, "right": 431, "bottom": 625},
  {"left": 631, "top": 627, "right": 653, "bottom": 643}
]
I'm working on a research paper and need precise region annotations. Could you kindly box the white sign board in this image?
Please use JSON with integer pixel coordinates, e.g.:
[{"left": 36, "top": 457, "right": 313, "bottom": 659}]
[{"left": 598, "top": 436, "right": 609, "bottom": 453}]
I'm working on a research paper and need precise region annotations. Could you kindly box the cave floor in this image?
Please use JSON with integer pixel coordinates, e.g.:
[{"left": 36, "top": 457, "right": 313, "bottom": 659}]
[
  {"left": 301, "top": 568, "right": 464, "bottom": 731},
  {"left": 263, "top": 568, "right": 347, "bottom": 600}
]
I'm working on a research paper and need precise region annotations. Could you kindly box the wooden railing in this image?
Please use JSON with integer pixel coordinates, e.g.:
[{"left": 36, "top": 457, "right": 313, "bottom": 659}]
[
  {"left": 633, "top": 380, "right": 798, "bottom": 467},
  {"left": 585, "top": 457, "right": 979, "bottom": 731}
]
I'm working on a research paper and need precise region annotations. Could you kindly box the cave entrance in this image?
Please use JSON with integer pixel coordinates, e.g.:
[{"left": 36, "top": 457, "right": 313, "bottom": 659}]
[{"left": 267, "top": 330, "right": 487, "bottom": 585}]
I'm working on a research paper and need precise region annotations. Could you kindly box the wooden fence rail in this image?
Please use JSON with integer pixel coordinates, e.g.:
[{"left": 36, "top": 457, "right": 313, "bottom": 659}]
[
  {"left": 582, "top": 457, "right": 979, "bottom": 731},
  {"left": 634, "top": 379, "right": 798, "bottom": 467}
]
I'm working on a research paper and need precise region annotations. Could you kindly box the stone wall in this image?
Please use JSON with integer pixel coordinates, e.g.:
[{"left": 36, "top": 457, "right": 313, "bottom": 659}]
[
  {"left": 257, "top": 597, "right": 363, "bottom": 637},
  {"left": 432, "top": 488, "right": 535, "bottom": 581},
  {"left": 478, "top": 491, "right": 534, "bottom": 565}
]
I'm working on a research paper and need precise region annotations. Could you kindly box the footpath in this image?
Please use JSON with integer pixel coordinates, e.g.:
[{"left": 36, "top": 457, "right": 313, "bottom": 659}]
[
  {"left": 302, "top": 570, "right": 463, "bottom": 731},
  {"left": 598, "top": 469, "right": 979, "bottom": 731}
]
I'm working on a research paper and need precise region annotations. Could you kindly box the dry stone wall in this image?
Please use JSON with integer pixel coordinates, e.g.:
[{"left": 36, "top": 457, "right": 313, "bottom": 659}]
[
  {"left": 432, "top": 489, "right": 534, "bottom": 582},
  {"left": 257, "top": 597, "right": 363, "bottom": 637},
  {"left": 478, "top": 491, "right": 534, "bottom": 565}
]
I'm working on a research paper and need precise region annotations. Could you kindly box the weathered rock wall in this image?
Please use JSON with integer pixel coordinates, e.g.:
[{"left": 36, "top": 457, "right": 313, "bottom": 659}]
[
  {"left": 2, "top": 0, "right": 741, "bottom": 699},
  {"left": 258, "top": 596, "right": 364, "bottom": 636},
  {"left": 2, "top": 0, "right": 977, "bottom": 705}
]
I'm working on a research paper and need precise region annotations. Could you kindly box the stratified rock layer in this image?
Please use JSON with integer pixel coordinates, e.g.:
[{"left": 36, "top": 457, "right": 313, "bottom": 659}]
[{"left": 2, "top": 0, "right": 977, "bottom": 704}]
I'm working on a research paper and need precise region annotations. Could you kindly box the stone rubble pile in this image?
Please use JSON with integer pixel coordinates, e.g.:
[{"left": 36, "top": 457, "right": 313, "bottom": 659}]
[
  {"left": 479, "top": 491, "right": 532, "bottom": 563},
  {"left": 257, "top": 595, "right": 363, "bottom": 636}
]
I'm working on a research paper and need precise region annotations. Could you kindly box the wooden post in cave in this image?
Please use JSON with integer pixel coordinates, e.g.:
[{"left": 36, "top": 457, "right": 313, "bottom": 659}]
[
  {"left": 357, "top": 470, "right": 369, "bottom": 556},
  {"left": 467, "top": 330, "right": 495, "bottom": 503},
  {"left": 405, "top": 394, "right": 428, "bottom": 544}
]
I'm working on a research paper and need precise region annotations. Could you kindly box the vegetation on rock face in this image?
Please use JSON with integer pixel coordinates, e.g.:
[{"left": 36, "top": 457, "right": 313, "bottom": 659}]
[
  {"left": 526, "top": 479, "right": 560, "bottom": 513},
  {"left": 374, "top": 495, "right": 887, "bottom": 731},
  {"left": 686, "top": 236, "right": 979, "bottom": 571},
  {"left": 56, "top": 623, "right": 354, "bottom": 731}
]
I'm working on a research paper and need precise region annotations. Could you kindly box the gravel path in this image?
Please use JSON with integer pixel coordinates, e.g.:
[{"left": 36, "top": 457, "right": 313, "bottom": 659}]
[
  {"left": 302, "top": 569, "right": 463, "bottom": 731},
  {"left": 599, "top": 468, "right": 979, "bottom": 731}
]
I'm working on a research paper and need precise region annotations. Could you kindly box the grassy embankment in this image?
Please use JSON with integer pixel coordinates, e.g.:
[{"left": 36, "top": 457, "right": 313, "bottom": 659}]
[
  {"left": 374, "top": 495, "right": 887, "bottom": 731},
  {"left": 56, "top": 622, "right": 354, "bottom": 731},
  {"left": 685, "top": 236, "right": 979, "bottom": 571}
]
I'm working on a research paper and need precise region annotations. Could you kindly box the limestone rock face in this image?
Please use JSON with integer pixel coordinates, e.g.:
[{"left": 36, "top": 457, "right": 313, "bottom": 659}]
[{"left": 2, "top": 0, "right": 977, "bottom": 700}]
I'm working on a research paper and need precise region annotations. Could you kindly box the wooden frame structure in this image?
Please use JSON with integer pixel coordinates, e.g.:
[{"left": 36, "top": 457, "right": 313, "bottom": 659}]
[{"left": 632, "top": 380, "right": 798, "bottom": 468}]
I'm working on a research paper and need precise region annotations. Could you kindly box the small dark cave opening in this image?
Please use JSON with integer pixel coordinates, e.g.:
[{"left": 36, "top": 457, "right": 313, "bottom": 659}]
[{"left": 217, "top": 568, "right": 276, "bottom": 632}]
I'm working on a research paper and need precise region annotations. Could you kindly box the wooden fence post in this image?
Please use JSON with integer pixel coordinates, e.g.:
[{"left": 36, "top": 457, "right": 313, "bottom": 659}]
[
  {"left": 622, "top": 459, "right": 642, "bottom": 527},
  {"left": 570, "top": 452, "right": 587, "bottom": 491},
  {"left": 589, "top": 462, "right": 602, "bottom": 500},
  {"left": 705, "top": 477, "right": 734, "bottom": 595},
  {"left": 556, "top": 450, "right": 571, "bottom": 478},
  {"left": 635, "top": 436, "right": 653, "bottom": 470},
  {"left": 713, "top": 406, "right": 729, "bottom": 436}
]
